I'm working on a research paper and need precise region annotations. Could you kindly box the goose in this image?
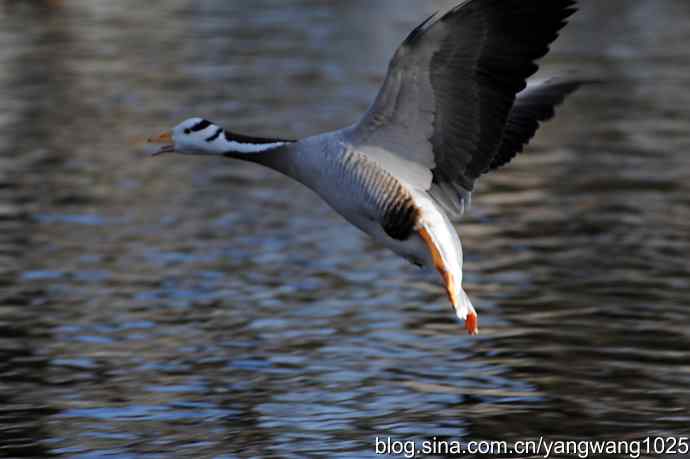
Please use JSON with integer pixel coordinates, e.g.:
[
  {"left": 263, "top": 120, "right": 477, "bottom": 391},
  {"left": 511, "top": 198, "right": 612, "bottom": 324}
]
[{"left": 148, "top": 0, "right": 583, "bottom": 335}]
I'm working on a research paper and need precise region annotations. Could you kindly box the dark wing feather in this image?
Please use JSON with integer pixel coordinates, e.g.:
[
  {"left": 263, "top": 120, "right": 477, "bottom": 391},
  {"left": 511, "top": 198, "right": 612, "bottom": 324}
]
[
  {"left": 348, "top": 0, "right": 577, "bottom": 219},
  {"left": 489, "top": 79, "right": 583, "bottom": 172}
]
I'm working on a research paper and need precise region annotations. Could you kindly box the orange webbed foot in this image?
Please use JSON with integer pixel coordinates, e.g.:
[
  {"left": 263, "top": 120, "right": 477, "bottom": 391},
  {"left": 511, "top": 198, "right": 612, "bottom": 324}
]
[{"left": 465, "top": 312, "right": 478, "bottom": 336}]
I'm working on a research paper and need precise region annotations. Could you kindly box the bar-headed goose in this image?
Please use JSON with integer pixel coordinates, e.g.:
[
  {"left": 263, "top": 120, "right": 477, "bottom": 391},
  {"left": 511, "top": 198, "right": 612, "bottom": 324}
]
[{"left": 149, "top": 0, "right": 582, "bottom": 335}]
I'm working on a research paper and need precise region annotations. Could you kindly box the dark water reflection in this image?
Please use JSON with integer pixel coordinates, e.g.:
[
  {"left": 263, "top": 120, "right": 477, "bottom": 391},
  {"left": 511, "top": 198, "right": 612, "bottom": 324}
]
[{"left": 1, "top": 0, "right": 689, "bottom": 457}]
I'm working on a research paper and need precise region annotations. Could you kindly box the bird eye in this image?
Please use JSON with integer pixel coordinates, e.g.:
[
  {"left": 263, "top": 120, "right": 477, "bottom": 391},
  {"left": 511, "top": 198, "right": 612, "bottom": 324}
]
[{"left": 184, "top": 128, "right": 191, "bottom": 135}]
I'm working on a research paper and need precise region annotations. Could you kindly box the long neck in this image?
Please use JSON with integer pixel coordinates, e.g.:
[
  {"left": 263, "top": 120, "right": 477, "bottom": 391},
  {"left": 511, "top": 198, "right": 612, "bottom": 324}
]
[
  {"left": 202, "top": 126, "right": 294, "bottom": 158},
  {"left": 187, "top": 120, "right": 298, "bottom": 176}
]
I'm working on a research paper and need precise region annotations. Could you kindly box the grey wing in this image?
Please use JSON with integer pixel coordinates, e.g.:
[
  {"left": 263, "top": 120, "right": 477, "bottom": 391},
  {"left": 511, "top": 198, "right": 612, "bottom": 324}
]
[
  {"left": 489, "top": 79, "right": 585, "bottom": 172},
  {"left": 347, "top": 0, "right": 577, "bottom": 219}
]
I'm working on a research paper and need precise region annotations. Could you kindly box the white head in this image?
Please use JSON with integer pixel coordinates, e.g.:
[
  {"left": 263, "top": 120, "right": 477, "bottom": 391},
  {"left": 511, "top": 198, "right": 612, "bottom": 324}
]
[
  {"left": 148, "top": 117, "right": 290, "bottom": 156},
  {"left": 148, "top": 118, "right": 222, "bottom": 156}
]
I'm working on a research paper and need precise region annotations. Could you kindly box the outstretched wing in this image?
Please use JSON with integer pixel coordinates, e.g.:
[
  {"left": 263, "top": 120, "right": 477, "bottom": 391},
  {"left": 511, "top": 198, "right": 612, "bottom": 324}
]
[
  {"left": 489, "top": 79, "right": 584, "bottom": 172},
  {"left": 348, "top": 0, "right": 577, "bottom": 219}
]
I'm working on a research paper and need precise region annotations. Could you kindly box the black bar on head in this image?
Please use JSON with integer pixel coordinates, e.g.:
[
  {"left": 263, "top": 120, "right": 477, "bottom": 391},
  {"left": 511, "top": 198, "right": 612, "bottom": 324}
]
[
  {"left": 206, "top": 128, "right": 223, "bottom": 142},
  {"left": 191, "top": 119, "right": 212, "bottom": 132}
]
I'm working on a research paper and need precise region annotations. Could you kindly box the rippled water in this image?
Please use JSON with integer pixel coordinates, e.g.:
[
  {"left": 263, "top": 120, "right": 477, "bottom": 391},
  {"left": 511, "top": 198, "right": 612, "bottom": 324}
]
[{"left": 1, "top": 0, "right": 689, "bottom": 457}]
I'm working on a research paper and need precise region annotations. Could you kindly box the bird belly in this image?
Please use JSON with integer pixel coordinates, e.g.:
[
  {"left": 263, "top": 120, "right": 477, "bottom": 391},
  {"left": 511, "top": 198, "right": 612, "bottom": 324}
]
[
  {"left": 363, "top": 217, "right": 433, "bottom": 267},
  {"left": 313, "top": 186, "right": 429, "bottom": 266}
]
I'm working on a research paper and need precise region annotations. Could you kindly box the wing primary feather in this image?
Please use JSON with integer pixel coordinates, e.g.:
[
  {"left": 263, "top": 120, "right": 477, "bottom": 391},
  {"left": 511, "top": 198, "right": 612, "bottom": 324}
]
[
  {"left": 488, "top": 79, "right": 593, "bottom": 172},
  {"left": 349, "top": 0, "right": 580, "bottom": 220}
]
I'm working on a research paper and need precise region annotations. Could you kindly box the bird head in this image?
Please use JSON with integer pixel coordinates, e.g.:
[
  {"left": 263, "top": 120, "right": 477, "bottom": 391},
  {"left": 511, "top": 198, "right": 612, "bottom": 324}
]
[{"left": 148, "top": 117, "right": 217, "bottom": 156}]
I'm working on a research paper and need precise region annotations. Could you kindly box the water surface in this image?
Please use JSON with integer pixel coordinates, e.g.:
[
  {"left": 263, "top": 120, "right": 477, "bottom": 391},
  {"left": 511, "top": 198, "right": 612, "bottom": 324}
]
[{"left": 1, "top": 0, "right": 689, "bottom": 457}]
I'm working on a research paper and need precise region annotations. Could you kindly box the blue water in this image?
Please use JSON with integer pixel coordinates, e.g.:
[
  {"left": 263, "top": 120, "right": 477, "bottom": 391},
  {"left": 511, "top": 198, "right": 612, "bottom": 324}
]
[{"left": 1, "top": 0, "right": 689, "bottom": 457}]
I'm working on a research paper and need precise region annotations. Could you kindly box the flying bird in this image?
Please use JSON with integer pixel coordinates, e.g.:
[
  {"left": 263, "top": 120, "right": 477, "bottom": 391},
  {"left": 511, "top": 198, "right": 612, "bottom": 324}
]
[{"left": 149, "top": 0, "right": 582, "bottom": 335}]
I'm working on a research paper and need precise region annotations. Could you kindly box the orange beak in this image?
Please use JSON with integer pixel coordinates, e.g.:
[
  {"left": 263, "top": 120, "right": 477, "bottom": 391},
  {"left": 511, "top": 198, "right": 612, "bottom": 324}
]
[{"left": 147, "top": 130, "right": 175, "bottom": 155}]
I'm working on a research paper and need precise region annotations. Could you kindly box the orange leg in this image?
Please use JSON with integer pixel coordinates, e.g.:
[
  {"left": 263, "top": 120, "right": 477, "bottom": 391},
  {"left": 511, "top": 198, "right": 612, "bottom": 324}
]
[{"left": 419, "top": 227, "right": 478, "bottom": 335}]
